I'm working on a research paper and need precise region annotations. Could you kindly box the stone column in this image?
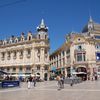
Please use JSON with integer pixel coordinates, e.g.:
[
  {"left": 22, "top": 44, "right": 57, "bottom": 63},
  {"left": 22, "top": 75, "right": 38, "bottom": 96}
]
[
  {"left": 64, "top": 68, "right": 67, "bottom": 77},
  {"left": 40, "top": 48, "right": 45, "bottom": 63},
  {"left": 40, "top": 66, "right": 44, "bottom": 80}
]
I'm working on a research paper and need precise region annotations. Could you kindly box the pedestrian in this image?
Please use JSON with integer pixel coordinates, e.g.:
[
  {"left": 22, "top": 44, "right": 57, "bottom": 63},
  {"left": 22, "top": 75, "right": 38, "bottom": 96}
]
[
  {"left": 70, "top": 76, "right": 74, "bottom": 86},
  {"left": 32, "top": 76, "right": 37, "bottom": 87},
  {"left": 56, "top": 75, "right": 61, "bottom": 90},
  {"left": 60, "top": 75, "right": 64, "bottom": 89},
  {"left": 27, "top": 75, "right": 32, "bottom": 89}
]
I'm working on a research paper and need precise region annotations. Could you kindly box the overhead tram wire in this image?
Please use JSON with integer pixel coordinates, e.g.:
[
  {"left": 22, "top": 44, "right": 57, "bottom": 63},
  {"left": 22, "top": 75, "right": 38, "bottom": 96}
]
[{"left": 0, "top": 0, "right": 27, "bottom": 8}]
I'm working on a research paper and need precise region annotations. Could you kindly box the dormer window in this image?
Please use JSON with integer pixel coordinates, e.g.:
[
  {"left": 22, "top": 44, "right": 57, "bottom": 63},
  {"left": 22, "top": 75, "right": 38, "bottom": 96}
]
[
  {"left": 15, "top": 39, "right": 18, "bottom": 43},
  {"left": 29, "top": 36, "right": 31, "bottom": 41},
  {"left": 21, "top": 37, "right": 24, "bottom": 41},
  {"left": 9, "top": 40, "right": 12, "bottom": 44},
  {"left": 27, "top": 31, "right": 32, "bottom": 41},
  {"left": 3, "top": 41, "right": 6, "bottom": 45}
]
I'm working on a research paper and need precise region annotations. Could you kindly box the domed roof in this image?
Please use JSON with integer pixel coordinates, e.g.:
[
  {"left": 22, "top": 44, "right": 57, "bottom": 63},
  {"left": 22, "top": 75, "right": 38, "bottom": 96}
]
[{"left": 82, "top": 17, "right": 100, "bottom": 33}]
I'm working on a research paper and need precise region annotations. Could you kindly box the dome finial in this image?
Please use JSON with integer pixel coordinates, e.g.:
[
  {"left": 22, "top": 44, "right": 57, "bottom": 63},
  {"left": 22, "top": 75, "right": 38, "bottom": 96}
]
[
  {"left": 41, "top": 19, "right": 45, "bottom": 26},
  {"left": 89, "top": 16, "right": 93, "bottom": 22}
]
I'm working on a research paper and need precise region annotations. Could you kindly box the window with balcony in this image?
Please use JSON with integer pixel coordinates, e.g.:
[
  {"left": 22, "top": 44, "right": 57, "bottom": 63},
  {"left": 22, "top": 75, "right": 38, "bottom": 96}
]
[
  {"left": 76, "top": 53, "right": 86, "bottom": 62},
  {"left": 27, "top": 49, "right": 31, "bottom": 58},
  {"left": 37, "top": 49, "right": 40, "bottom": 57},
  {"left": 7, "top": 52, "right": 11, "bottom": 60},
  {"left": 37, "top": 66, "right": 40, "bottom": 70},
  {"left": 13, "top": 51, "right": 17, "bottom": 59},
  {"left": 77, "top": 53, "right": 82, "bottom": 61},
  {"left": 1, "top": 52, "right": 5, "bottom": 60},
  {"left": 19, "top": 50, "right": 23, "bottom": 59}
]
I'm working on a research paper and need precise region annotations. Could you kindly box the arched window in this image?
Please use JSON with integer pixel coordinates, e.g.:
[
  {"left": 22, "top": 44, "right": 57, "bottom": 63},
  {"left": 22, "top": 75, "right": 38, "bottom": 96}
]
[
  {"left": 45, "top": 35, "right": 47, "bottom": 39},
  {"left": 29, "top": 36, "right": 31, "bottom": 41},
  {"left": 38, "top": 34, "right": 40, "bottom": 39}
]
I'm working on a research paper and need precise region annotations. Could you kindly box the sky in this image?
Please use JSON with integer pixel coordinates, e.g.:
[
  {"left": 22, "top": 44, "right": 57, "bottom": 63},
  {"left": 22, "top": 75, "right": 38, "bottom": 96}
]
[{"left": 0, "top": 0, "right": 100, "bottom": 53}]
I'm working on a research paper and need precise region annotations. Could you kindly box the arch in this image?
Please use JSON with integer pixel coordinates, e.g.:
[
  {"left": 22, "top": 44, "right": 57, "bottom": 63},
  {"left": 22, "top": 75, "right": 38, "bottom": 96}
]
[
  {"left": 76, "top": 67, "right": 87, "bottom": 73},
  {"left": 76, "top": 67, "right": 87, "bottom": 81}
]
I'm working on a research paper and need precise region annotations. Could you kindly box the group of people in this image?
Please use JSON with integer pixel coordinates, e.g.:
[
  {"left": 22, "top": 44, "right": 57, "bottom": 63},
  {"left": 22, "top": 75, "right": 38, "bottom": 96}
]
[
  {"left": 56, "top": 74, "right": 64, "bottom": 90},
  {"left": 27, "top": 75, "right": 37, "bottom": 89}
]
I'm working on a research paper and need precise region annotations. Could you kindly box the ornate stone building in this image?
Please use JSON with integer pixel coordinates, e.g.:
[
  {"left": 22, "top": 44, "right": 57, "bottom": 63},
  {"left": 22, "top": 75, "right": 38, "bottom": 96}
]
[
  {"left": 0, "top": 19, "right": 50, "bottom": 80},
  {"left": 50, "top": 17, "right": 100, "bottom": 80}
]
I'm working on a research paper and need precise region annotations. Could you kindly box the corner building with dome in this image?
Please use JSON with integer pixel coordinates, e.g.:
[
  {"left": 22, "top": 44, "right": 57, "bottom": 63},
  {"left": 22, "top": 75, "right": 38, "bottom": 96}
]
[{"left": 50, "top": 17, "right": 100, "bottom": 80}]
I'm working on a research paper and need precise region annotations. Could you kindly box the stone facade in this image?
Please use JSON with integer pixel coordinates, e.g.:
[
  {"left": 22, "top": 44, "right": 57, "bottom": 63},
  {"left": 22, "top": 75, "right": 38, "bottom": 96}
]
[
  {"left": 0, "top": 19, "right": 50, "bottom": 80},
  {"left": 50, "top": 17, "right": 100, "bottom": 80}
]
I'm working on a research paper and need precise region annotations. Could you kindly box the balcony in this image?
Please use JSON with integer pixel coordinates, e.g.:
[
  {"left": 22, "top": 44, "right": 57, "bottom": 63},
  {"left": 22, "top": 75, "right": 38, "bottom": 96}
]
[
  {"left": 74, "top": 61, "right": 87, "bottom": 65},
  {"left": 25, "top": 70, "right": 31, "bottom": 74},
  {"left": 74, "top": 49, "right": 86, "bottom": 53}
]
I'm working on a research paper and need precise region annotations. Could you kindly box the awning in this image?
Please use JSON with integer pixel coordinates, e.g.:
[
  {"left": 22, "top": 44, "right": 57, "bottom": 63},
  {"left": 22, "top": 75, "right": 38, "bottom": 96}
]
[
  {"left": 72, "top": 72, "right": 87, "bottom": 75},
  {"left": 0, "top": 70, "right": 7, "bottom": 75},
  {"left": 51, "top": 66, "right": 56, "bottom": 71}
]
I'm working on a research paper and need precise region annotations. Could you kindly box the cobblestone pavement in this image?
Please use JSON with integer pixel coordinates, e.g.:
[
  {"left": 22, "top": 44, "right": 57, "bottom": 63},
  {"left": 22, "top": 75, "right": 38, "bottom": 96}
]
[{"left": 0, "top": 80, "right": 100, "bottom": 100}]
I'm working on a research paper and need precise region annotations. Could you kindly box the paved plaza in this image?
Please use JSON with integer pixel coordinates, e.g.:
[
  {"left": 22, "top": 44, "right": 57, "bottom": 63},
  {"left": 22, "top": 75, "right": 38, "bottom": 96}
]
[{"left": 0, "top": 80, "right": 100, "bottom": 100}]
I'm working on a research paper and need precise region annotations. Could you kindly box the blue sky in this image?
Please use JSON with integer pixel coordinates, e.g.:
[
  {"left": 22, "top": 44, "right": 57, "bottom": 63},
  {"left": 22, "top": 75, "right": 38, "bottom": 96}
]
[{"left": 0, "top": 0, "right": 100, "bottom": 53}]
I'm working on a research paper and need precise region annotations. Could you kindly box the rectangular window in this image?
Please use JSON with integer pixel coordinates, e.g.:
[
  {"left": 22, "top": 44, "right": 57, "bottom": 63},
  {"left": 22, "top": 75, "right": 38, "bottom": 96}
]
[
  {"left": 13, "top": 67, "right": 16, "bottom": 71},
  {"left": 19, "top": 67, "right": 22, "bottom": 71},
  {"left": 37, "top": 66, "right": 40, "bottom": 70},
  {"left": 77, "top": 53, "right": 82, "bottom": 61},
  {"left": 27, "top": 49, "right": 31, "bottom": 55}
]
